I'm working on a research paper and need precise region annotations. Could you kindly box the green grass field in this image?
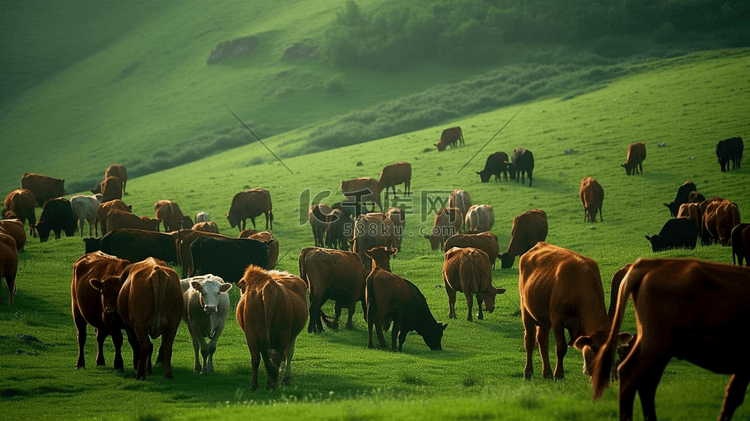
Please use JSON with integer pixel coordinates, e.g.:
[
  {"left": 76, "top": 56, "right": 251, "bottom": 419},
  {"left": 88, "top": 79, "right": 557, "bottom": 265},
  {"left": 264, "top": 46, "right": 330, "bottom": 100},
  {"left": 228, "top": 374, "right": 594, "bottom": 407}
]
[{"left": 1, "top": 48, "right": 749, "bottom": 420}]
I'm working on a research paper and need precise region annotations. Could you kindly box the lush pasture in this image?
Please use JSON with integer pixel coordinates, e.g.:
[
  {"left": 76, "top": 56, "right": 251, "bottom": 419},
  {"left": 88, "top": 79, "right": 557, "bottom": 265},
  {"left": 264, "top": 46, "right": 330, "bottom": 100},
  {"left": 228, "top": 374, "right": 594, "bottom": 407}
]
[{"left": 1, "top": 50, "right": 749, "bottom": 420}]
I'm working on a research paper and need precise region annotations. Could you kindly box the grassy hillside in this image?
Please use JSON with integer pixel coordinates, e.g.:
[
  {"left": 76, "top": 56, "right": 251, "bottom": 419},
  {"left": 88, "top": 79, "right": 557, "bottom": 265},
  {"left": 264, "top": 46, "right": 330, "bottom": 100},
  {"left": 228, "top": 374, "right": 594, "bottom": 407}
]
[{"left": 1, "top": 49, "right": 749, "bottom": 420}]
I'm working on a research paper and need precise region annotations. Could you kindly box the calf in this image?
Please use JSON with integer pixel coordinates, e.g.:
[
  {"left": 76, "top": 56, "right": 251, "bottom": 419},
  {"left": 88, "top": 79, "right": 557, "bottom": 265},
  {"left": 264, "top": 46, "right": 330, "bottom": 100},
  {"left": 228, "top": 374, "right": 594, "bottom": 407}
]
[
  {"left": 442, "top": 247, "right": 505, "bottom": 321},
  {"left": 621, "top": 142, "right": 646, "bottom": 175},
  {"left": 195, "top": 211, "right": 210, "bottom": 223},
  {"left": 96, "top": 199, "right": 131, "bottom": 234},
  {"left": 579, "top": 177, "right": 604, "bottom": 222},
  {"left": 181, "top": 275, "right": 232, "bottom": 374},
  {"left": 435, "top": 126, "right": 464, "bottom": 151},
  {"left": 477, "top": 152, "right": 510, "bottom": 182},
  {"left": 716, "top": 136, "right": 744, "bottom": 172},
  {"left": 500, "top": 209, "right": 548, "bottom": 269},
  {"left": 3, "top": 189, "right": 36, "bottom": 237},
  {"left": 378, "top": 161, "right": 412, "bottom": 199},
  {"left": 71, "top": 195, "right": 103, "bottom": 237},
  {"left": 443, "top": 231, "right": 500, "bottom": 268},
  {"left": 510, "top": 148, "right": 534, "bottom": 186},
  {"left": 645, "top": 218, "right": 698, "bottom": 252},
  {"left": 324, "top": 209, "right": 352, "bottom": 250},
  {"left": 0, "top": 233, "right": 18, "bottom": 306},
  {"left": 117, "top": 258, "right": 183, "bottom": 380},
  {"left": 448, "top": 190, "right": 472, "bottom": 224},
  {"left": 591, "top": 258, "right": 750, "bottom": 421},
  {"left": 352, "top": 213, "right": 397, "bottom": 271},
  {"left": 308, "top": 204, "right": 332, "bottom": 247},
  {"left": 100, "top": 176, "right": 123, "bottom": 202},
  {"left": 105, "top": 164, "right": 128, "bottom": 195},
  {"left": 424, "top": 207, "right": 463, "bottom": 250},
  {"left": 664, "top": 181, "right": 697, "bottom": 217},
  {"left": 154, "top": 200, "right": 185, "bottom": 232},
  {"left": 464, "top": 204, "right": 494, "bottom": 233},
  {"left": 384, "top": 207, "right": 405, "bottom": 250},
  {"left": 36, "top": 197, "right": 77, "bottom": 242}
]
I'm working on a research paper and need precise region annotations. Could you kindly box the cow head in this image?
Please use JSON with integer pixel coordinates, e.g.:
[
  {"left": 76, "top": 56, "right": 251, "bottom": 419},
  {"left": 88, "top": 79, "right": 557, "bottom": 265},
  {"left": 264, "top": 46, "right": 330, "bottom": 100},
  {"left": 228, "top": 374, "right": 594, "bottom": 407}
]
[
  {"left": 191, "top": 278, "right": 232, "bottom": 313},
  {"left": 424, "top": 233, "right": 443, "bottom": 250},
  {"left": 476, "top": 170, "right": 492, "bottom": 183},
  {"left": 574, "top": 331, "right": 634, "bottom": 378},
  {"left": 421, "top": 323, "right": 448, "bottom": 351},
  {"left": 35, "top": 221, "right": 51, "bottom": 243},
  {"left": 621, "top": 162, "right": 634, "bottom": 175},
  {"left": 226, "top": 211, "right": 240, "bottom": 229},
  {"left": 365, "top": 247, "right": 397, "bottom": 271},
  {"left": 499, "top": 252, "right": 515, "bottom": 269},
  {"left": 478, "top": 287, "right": 507, "bottom": 314},
  {"left": 645, "top": 234, "right": 666, "bottom": 253},
  {"left": 435, "top": 143, "right": 447, "bottom": 152},
  {"left": 89, "top": 276, "right": 124, "bottom": 322}
]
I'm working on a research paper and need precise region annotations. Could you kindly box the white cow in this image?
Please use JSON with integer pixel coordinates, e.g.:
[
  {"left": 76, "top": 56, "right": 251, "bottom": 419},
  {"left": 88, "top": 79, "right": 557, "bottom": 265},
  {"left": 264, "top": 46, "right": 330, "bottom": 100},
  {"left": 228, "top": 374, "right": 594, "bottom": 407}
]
[
  {"left": 195, "top": 211, "right": 210, "bottom": 223},
  {"left": 70, "top": 195, "right": 104, "bottom": 238},
  {"left": 181, "top": 274, "right": 232, "bottom": 374},
  {"left": 465, "top": 204, "right": 495, "bottom": 233}
]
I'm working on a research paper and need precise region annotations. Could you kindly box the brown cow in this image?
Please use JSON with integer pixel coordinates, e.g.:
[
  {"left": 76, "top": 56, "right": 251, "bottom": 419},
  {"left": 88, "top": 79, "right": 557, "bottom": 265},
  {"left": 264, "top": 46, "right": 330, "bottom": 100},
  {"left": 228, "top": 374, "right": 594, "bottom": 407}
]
[
  {"left": 0, "top": 233, "right": 18, "bottom": 306},
  {"left": 192, "top": 221, "right": 219, "bottom": 233},
  {"left": 384, "top": 207, "right": 405, "bottom": 250},
  {"left": 621, "top": 142, "right": 646, "bottom": 175},
  {"left": 238, "top": 229, "right": 258, "bottom": 238},
  {"left": 175, "top": 229, "right": 229, "bottom": 278},
  {"left": 365, "top": 251, "right": 447, "bottom": 351},
  {"left": 731, "top": 223, "right": 750, "bottom": 266},
  {"left": 236, "top": 265, "right": 307, "bottom": 390},
  {"left": 3, "top": 189, "right": 36, "bottom": 237},
  {"left": 580, "top": 177, "right": 604, "bottom": 223},
  {"left": 424, "top": 207, "right": 463, "bottom": 250},
  {"left": 443, "top": 231, "right": 500, "bottom": 268},
  {"left": 96, "top": 199, "right": 131, "bottom": 234},
  {"left": 248, "top": 231, "right": 279, "bottom": 270},
  {"left": 71, "top": 251, "right": 132, "bottom": 369},
  {"left": 21, "top": 172, "right": 65, "bottom": 207},
  {"left": 519, "top": 242, "right": 625, "bottom": 380},
  {"left": 500, "top": 209, "right": 548, "bottom": 269},
  {"left": 324, "top": 209, "right": 352, "bottom": 250},
  {"left": 443, "top": 247, "right": 506, "bottom": 321},
  {"left": 435, "top": 126, "right": 464, "bottom": 151},
  {"left": 448, "top": 190, "right": 472, "bottom": 222},
  {"left": 105, "top": 164, "right": 128, "bottom": 195},
  {"left": 107, "top": 209, "right": 160, "bottom": 233},
  {"left": 299, "top": 246, "right": 368, "bottom": 333},
  {"left": 591, "top": 258, "right": 750, "bottom": 421},
  {"left": 677, "top": 202, "right": 702, "bottom": 234},
  {"left": 703, "top": 199, "right": 741, "bottom": 246},
  {"left": 378, "top": 161, "right": 412, "bottom": 199},
  {"left": 117, "top": 257, "right": 183, "bottom": 380},
  {"left": 154, "top": 200, "right": 185, "bottom": 232},
  {"left": 353, "top": 213, "right": 397, "bottom": 271},
  {"left": 340, "top": 177, "right": 382, "bottom": 212},
  {"left": 464, "top": 204, "right": 494, "bottom": 233},
  {"left": 0, "top": 219, "right": 26, "bottom": 252},
  {"left": 308, "top": 204, "right": 332, "bottom": 247},
  {"left": 226, "top": 188, "right": 274, "bottom": 232},
  {"left": 100, "top": 176, "right": 123, "bottom": 202}
]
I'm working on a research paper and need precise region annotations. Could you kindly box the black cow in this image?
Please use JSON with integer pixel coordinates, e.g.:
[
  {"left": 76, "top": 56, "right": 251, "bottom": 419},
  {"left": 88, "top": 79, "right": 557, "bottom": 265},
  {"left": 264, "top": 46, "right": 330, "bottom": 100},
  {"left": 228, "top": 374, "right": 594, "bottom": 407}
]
[
  {"left": 645, "top": 218, "right": 698, "bottom": 252},
  {"left": 83, "top": 237, "right": 102, "bottom": 254},
  {"left": 664, "top": 181, "right": 697, "bottom": 217},
  {"left": 731, "top": 223, "right": 750, "bottom": 266},
  {"left": 100, "top": 229, "right": 179, "bottom": 264},
  {"left": 190, "top": 236, "right": 271, "bottom": 283},
  {"left": 36, "top": 197, "right": 77, "bottom": 242},
  {"left": 477, "top": 152, "right": 510, "bottom": 183},
  {"left": 716, "top": 136, "right": 744, "bottom": 172},
  {"left": 510, "top": 148, "right": 534, "bottom": 186},
  {"left": 332, "top": 200, "right": 366, "bottom": 220}
]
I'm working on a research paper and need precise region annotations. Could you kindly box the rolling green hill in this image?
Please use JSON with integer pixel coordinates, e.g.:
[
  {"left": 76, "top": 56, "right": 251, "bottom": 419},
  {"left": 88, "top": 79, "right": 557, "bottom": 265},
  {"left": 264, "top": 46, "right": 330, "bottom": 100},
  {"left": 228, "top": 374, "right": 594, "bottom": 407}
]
[{"left": 1, "top": 48, "right": 749, "bottom": 421}]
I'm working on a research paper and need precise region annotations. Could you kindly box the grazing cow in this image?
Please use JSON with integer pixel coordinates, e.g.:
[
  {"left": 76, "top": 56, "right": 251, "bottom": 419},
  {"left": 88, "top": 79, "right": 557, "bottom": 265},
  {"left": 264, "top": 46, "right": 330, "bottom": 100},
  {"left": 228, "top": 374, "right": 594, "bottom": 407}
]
[
  {"left": 106, "top": 209, "right": 160, "bottom": 233},
  {"left": 324, "top": 209, "right": 353, "bottom": 250},
  {"left": 379, "top": 161, "right": 412, "bottom": 199},
  {"left": 520, "top": 242, "right": 624, "bottom": 380},
  {"left": 308, "top": 204, "right": 332, "bottom": 247},
  {"left": 105, "top": 164, "right": 128, "bottom": 195},
  {"left": 226, "top": 188, "right": 274, "bottom": 232},
  {"left": 340, "top": 177, "right": 382, "bottom": 212},
  {"left": 443, "top": 232, "right": 501, "bottom": 268},
  {"left": 384, "top": 207, "right": 405, "bottom": 250},
  {"left": 96, "top": 199, "right": 131, "bottom": 234},
  {"left": 591, "top": 258, "right": 750, "bottom": 421},
  {"left": 100, "top": 229, "right": 179, "bottom": 264},
  {"left": 365, "top": 257, "right": 447, "bottom": 351},
  {"left": 190, "top": 236, "right": 271, "bottom": 283},
  {"left": 117, "top": 257, "right": 183, "bottom": 380},
  {"left": 0, "top": 219, "right": 26, "bottom": 252},
  {"left": 510, "top": 148, "right": 534, "bottom": 186},
  {"left": 100, "top": 176, "right": 123, "bottom": 203},
  {"left": 500, "top": 209, "right": 548, "bottom": 269},
  {"left": 0, "top": 233, "right": 18, "bottom": 306},
  {"left": 449, "top": 189, "right": 472, "bottom": 231},
  {"left": 21, "top": 172, "right": 65, "bottom": 207},
  {"left": 664, "top": 181, "right": 697, "bottom": 217},
  {"left": 36, "top": 197, "right": 77, "bottom": 242},
  {"left": 71, "top": 195, "right": 103, "bottom": 238},
  {"left": 192, "top": 221, "right": 219, "bottom": 233},
  {"left": 424, "top": 207, "right": 463, "bottom": 250},
  {"left": 236, "top": 265, "right": 307, "bottom": 390},
  {"left": 352, "top": 213, "right": 397, "bottom": 271},
  {"left": 175, "top": 230, "right": 229, "bottom": 278},
  {"left": 716, "top": 136, "right": 744, "bottom": 172},
  {"left": 3, "top": 189, "right": 36, "bottom": 237},
  {"left": 477, "top": 152, "right": 510, "bottom": 182},
  {"left": 676, "top": 202, "right": 702, "bottom": 234},
  {"left": 71, "top": 251, "right": 132, "bottom": 369},
  {"left": 181, "top": 275, "right": 232, "bottom": 374},
  {"left": 154, "top": 200, "right": 185, "bottom": 232},
  {"left": 443, "top": 247, "right": 506, "bottom": 321},
  {"left": 299, "top": 247, "right": 368, "bottom": 333},
  {"left": 703, "top": 199, "right": 741, "bottom": 246},
  {"left": 731, "top": 223, "right": 750, "bottom": 266},
  {"left": 645, "top": 218, "right": 698, "bottom": 252},
  {"left": 464, "top": 204, "right": 494, "bottom": 233},
  {"left": 688, "top": 190, "right": 706, "bottom": 203},
  {"left": 435, "top": 126, "right": 464, "bottom": 151},
  {"left": 580, "top": 177, "right": 604, "bottom": 223},
  {"left": 247, "top": 231, "right": 279, "bottom": 270},
  {"left": 195, "top": 212, "right": 210, "bottom": 223},
  {"left": 621, "top": 142, "right": 646, "bottom": 175}
]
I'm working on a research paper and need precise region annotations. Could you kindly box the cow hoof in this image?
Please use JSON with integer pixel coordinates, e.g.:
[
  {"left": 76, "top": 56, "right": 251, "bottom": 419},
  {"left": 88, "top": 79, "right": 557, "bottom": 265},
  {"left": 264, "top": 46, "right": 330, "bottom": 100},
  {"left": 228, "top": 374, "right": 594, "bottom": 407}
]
[{"left": 523, "top": 372, "right": 533, "bottom": 380}]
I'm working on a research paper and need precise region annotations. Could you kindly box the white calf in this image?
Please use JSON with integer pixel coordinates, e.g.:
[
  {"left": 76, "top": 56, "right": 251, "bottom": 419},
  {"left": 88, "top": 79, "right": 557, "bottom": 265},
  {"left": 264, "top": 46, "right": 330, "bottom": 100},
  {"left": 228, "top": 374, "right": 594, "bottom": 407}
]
[
  {"left": 181, "top": 274, "right": 232, "bottom": 374},
  {"left": 70, "top": 195, "right": 104, "bottom": 238},
  {"left": 195, "top": 211, "right": 210, "bottom": 223}
]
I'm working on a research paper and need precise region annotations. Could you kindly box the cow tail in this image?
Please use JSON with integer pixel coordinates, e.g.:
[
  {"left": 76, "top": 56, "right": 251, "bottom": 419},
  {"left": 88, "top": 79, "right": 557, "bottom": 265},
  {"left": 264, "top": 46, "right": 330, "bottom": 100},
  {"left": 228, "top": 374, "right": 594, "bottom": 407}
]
[
  {"left": 262, "top": 281, "right": 281, "bottom": 371},
  {"left": 365, "top": 271, "right": 376, "bottom": 324},
  {"left": 591, "top": 261, "right": 640, "bottom": 400},
  {"left": 151, "top": 267, "right": 168, "bottom": 337}
]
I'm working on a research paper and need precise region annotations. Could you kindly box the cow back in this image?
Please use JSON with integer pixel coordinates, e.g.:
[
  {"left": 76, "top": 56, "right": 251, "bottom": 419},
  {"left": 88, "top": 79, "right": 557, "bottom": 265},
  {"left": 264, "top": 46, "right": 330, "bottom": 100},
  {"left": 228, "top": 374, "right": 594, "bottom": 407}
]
[{"left": 21, "top": 173, "right": 65, "bottom": 207}]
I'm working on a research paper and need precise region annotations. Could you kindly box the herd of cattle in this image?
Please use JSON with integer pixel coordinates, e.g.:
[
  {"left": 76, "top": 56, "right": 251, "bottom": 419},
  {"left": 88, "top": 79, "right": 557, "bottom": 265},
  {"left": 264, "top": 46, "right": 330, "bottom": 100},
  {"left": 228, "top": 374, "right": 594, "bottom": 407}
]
[{"left": 0, "top": 131, "right": 748, "bottom": 419}]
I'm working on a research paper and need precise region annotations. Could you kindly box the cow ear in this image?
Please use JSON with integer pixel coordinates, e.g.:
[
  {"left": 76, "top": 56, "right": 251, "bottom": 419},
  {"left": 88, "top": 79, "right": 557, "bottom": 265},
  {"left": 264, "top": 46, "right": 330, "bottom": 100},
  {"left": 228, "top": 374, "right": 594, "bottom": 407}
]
[
  {"left": 441, "top": 323, "right": 448, "bottom": 331},
  {"left": 644, "top": 235, "right": 651, "bottom": 241},
  {"left": 573, "top": 335, "right": 593, "bottom": 351},
  {"left": 220, "top": 283, "right": 233, "bottom": 293},
  {"left": 191, "top": 281, "right": 202, "bottom": 291},
  {"left": 618, "top": 332, "right": 634, "bottom": 345},
  {"left": 237, "top": 279, "right": 246, "bottom": 290},
  {"left": 89, "top": 279, "right": 103, "bottom": 291},
  {"left": 388, "top": 248, "right": 398, "bottom": 256}
]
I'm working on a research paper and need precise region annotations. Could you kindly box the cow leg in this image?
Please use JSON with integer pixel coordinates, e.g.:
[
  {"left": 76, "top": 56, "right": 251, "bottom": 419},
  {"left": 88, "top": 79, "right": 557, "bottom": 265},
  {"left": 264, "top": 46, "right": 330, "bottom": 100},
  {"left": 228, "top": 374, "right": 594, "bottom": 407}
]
[
  {"left": 397, "top": 328, "right": 408, "bottom": 352},
  {"left": 537, "top": 325, "right": 553, "bottom": 379},
  {"left": 136, "top": 338, "right": 152, "bottom": 380},
  {"left": 205, "top": 322, "right": 226, "bottom": 374},
  {"left": 190, "top": 331, "right": 202, "bottom": 372},
  {"left": 719, "top": 374, "right": 750, "bottom": 421},
  {"left": 551, "top": 323, "right": 567, "bottom": 380},
  {"left": 375, "top": 315, "right": 388, "bottom": 349},
  {"left": 446, "top": 286, "right": 457, "bottom": 319},
  {"left": 464, "top": 292, "right": 475, "bottom": 321},
  {"left": 308, "top": 293, "right": 324, "bottom": 333},
  {"left": 94, "top": 328, "right": 109, "bottom": 367},
  {"left": 111, "top": 328, "right": 125, "bottom": 371},
  {"left": 367, "top": 315, "right": 376, "bottom": 349},
  {"left": 390, "top": 318, "right": 401, "bottom": 351},
  {"left": 282, "top": 337, "right": 298, "bottom": 385},
  {"left": 249, "top": 341, "right": 261, "bottom": 391},
  {"left": 617, "top": 341, "right": 668, "bottom": 421},
  {"left": 160, "top": 327, "right": 177, "bottom": 379},
  {"left": 123, "top": 326, "right": 139, "bottom": 371},
  {"left": 522, "top": 308, "right": 536, "bottom": 379},
  {"left": 79, "top": 219, "right": 85, "bottom": 238},
  {"left": 345, "top": 300, "right": 355, "bottom": 329},
  {"left": 262, "top": 347, "right": 281, "bottom": 389},
  {"left": 73, "top": 309, "right": 88, "bottom": 369}
]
